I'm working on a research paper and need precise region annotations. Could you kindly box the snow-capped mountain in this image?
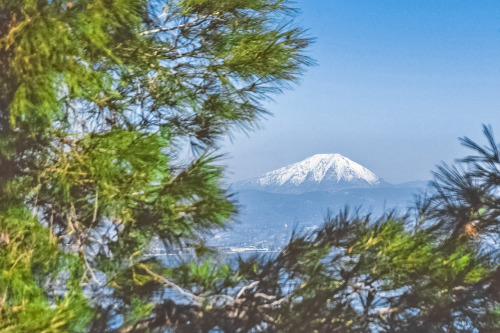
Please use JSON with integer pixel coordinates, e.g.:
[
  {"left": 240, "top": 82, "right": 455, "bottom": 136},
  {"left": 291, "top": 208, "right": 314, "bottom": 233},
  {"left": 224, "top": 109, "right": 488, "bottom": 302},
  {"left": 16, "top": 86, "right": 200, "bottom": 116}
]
[{"left": 233, "top": 154, "right": 386, "bottom": 194}]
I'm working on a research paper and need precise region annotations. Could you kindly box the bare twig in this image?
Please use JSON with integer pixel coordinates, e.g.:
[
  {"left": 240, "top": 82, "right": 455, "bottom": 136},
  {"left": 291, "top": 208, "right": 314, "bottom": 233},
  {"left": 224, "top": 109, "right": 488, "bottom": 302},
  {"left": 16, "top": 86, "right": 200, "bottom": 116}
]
[
  {"left": 90, "top": 189, "right": 98, "bottom": 229},
  {"left": 254, "top": 292, "right": 277, "bottom": 301},
  {"left": 139, "top": 264, "right": 205, "bottom": 303},
  {"left": 236, "top": 281, "right": 259, "bottom": 299},
  {"left": 139, "top": 15, "right": 210, "bottom": 36}
]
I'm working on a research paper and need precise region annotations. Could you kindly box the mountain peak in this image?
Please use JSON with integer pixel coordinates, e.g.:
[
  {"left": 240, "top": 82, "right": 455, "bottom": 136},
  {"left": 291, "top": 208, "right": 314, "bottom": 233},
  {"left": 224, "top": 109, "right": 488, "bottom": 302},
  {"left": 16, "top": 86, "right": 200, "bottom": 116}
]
[{"left": 234, "top": 154, "right": 382, "bottom": 194}]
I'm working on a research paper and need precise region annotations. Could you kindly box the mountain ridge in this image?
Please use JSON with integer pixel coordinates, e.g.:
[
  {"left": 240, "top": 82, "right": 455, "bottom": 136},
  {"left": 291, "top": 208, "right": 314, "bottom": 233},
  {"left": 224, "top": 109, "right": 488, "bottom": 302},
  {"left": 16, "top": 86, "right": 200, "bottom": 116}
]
[{"left": 233, "top": 153, "right": 388, "bottom": 194}]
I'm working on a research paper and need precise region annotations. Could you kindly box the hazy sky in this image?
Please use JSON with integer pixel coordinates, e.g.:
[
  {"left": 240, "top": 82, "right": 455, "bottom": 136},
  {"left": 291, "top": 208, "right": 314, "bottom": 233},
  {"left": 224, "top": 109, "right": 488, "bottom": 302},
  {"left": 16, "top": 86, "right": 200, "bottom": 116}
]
[{"left": 222, "top": 0, "right": 500, "bottom": 184}]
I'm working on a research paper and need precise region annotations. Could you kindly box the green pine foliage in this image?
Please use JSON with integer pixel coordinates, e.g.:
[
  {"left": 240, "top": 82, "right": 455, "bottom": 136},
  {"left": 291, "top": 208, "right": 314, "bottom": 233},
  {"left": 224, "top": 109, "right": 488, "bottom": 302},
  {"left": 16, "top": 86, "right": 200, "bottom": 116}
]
[
  {"left": 0, "top": 0, "right": 312, "bottom": 331},
  {"left": 0, "top": 206, "right": 93, "bottom": 332}
]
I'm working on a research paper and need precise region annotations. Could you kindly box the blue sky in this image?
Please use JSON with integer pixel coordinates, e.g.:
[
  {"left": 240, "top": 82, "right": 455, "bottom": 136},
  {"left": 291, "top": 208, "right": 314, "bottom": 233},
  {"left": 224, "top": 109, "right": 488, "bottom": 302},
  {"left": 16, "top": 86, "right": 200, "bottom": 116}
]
[{"left": 222, "top": 0, "right": 500, "bottom": 184}]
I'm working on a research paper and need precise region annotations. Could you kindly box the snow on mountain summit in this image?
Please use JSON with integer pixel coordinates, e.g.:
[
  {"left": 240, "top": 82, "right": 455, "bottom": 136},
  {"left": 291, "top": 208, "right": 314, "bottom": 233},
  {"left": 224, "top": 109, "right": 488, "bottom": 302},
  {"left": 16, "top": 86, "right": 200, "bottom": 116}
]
[
  {"left": 259, "top": 154, "right": 379, "bottom": 186},
  {"left": 234, "top": 154, "right": 383, "bottom": 194}
]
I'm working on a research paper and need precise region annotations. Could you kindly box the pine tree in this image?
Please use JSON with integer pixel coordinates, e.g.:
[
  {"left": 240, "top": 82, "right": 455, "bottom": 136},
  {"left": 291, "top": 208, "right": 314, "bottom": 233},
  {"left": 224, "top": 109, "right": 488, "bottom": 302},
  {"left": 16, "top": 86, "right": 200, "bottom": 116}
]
[
  {"left": 135, "top": 127, "right": 499, "bottom": 332},
  {"left": 0, "top": 1, "right": 312, "bottom": 331}
]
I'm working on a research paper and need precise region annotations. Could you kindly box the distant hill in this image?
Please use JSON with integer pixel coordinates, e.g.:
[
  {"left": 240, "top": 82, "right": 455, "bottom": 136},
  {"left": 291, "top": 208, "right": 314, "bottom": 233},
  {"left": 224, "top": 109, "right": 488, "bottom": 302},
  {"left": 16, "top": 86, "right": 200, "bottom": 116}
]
[{"left": 211, "top": 184, "right": 428, "bottom": 248}]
